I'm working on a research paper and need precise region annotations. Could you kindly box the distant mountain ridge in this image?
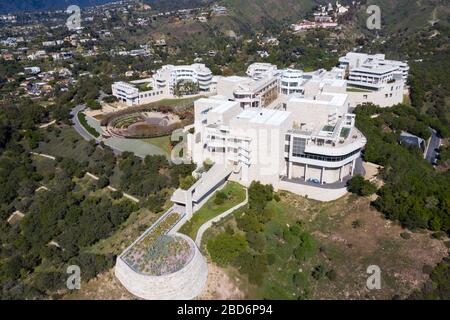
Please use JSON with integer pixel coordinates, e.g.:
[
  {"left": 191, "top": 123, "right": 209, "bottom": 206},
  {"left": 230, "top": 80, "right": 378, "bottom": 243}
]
[
  {"left": 0, "top": 0, "right": 115, "bottom": 14},
  {"left": 0, "top": 0, "right": 217, "bottom": 14},
  {"left": 1, "top": 0, "right": 446, "bottom": 35}
]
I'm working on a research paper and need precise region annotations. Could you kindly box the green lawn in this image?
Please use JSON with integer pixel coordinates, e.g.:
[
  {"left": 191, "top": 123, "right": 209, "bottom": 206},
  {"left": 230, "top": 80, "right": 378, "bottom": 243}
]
[
  {"left": 141, "top": 135, "right": 172, "bottom": 155},
  {"left": 179, "top": 182, "right": 246, "bottom": 239}
]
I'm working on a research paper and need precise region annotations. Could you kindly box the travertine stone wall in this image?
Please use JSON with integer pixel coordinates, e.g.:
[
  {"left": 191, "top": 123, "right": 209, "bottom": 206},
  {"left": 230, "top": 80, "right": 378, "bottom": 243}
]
[
  {"left": 115, "top": 234, "right": 208, "bottom": 300},
  {"left": 277, "top": 181, "right": 348, "bottom": 202}
]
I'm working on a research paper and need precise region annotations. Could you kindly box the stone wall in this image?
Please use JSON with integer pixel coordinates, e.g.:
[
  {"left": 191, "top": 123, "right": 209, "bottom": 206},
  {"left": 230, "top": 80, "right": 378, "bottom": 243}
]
[
  {"left": 277, "top": 181, "right": 348, "bottom": 202},
  {"left": 115, "top": 233, "right": 208, "bottom": 300}
]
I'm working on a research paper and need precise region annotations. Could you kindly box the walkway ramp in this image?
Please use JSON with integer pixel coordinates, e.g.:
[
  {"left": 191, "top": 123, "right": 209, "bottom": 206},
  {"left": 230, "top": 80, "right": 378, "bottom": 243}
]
[
  {"left": 170, "top": 164, "right": 232, "bottom": 218},
  {"left": 171, "top": 164, "right": 232, "bottom": 205},
  {"left": 192, "top": 164, "right": 232, "bottom": 203}
]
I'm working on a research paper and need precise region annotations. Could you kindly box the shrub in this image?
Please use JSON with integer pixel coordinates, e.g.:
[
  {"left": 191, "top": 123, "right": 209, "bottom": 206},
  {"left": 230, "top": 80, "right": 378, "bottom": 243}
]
[
  {"left": 422, "top": 264, "right": 433, "bottom": 275},
  {"left": 235, "top": 253, "right": 267, "bottom": 285},
  {"left": 326, "top": 269, "right": 337, "bottom": 281},
  {"left": 431, "top": 231, "right": 446, "bottom": 239},
  {"left": 267, "top": 253, "right": 276, "bottom": 265},
  {"left": 144, "top": 194, "right": 166, "bottom": 213},
  {"left": 33, "top": 272, "right": 65, "bottom": 292},
  {"left": 248, "top": 181, "right": 273, "bottom": 213},
  {"left": 293, "top": 232, "right": 317, "bottom": 261},
  {"left": 236, "top": 210, "right": 264, "bottom": 233},
  {"left": 224, "top": 225, "right": 234, "bottom": 235},
  {"left": 179, "top": 175, "right": 197, "bottom": 190},
  {"left": 400, "top": 232, "right": 411, "bottom": 239},
  {"left": 273, "top": 194, "right": 281, "bottom": 202},
  {"left": 311, "top": 265, "right": 326, "bottom": 280},
  {"left": 87, "top": 99, "right": 101, "bottom": 110},
  {"left": 246, "top": 232, "right": 266, "bottom": 252},
  {"left": 347, "top": 175, "right": 377, "bottom": 196},
  {"left": 293, "top": 271, "right": 307, "bottom": 287},
  {"left": 352, "top": 219, "right": 363, "bottom": 229},
  {"left": 207, "top": 233, "right": 247, "bottom": 267},
  {"left": 77, "top": 112, "right": 100, "bottom": 138},
  {"left": 70, "top": 253, "right": 114, "bottom": 280},
  {"left": 96, "top": 176, "right": 109, "bottom": 189},
  {"left": 214, "top": 191, "right": 227, "bottom": 205},
  {"left": 111, "top": 190, "right": 123, "bottom": 200},
  {"left": 103, "top": 95, "right": 118, "bottom": 103}
]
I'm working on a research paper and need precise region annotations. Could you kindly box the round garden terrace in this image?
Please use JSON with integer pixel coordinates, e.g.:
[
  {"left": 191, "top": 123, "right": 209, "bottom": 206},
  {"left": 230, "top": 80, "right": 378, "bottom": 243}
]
[
  {"left": 101, "top": 106, "right": 193, "bottom": 139},
  {"left": 115, "top": 207, "right": 208, "bottom": 300}
]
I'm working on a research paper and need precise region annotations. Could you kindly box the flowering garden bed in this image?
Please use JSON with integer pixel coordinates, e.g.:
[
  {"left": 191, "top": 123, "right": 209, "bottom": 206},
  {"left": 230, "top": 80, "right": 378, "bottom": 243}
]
[{"left": 122, "top": 212, "right": 195, "bottom": 276}]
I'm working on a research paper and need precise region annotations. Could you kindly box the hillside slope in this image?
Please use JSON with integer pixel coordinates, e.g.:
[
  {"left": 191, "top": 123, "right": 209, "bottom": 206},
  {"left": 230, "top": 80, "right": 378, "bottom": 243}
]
[
  {"left": 362, "top": 0, "right": 449, "bottom": 33},
  {"left": 223, "top": 0, "right": 317, "bottom": 25}
]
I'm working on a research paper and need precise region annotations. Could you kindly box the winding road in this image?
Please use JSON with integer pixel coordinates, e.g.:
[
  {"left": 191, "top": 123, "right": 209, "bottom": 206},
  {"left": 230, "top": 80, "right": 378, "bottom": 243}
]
[{"left": 70, "top": 104, "right": 100, "bottom": 142}]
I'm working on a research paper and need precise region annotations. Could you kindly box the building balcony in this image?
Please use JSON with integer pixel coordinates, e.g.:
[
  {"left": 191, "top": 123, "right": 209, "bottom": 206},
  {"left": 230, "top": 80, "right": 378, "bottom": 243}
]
[{"left": 207, "top": 140, "right": 226, "bottom": 148}]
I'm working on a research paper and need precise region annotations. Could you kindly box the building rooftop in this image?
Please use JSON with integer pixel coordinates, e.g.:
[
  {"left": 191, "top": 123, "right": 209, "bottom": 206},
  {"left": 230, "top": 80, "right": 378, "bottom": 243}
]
[
  {"left": 289, "top": 92, "right": 348, "bottom": 107},
  {"left": 212, "top": 100, "right": 239, "bottom": 114},
  {"left": 352, "top": 65, "right": 398, "bottom": 75},
  {"left": 197, "top": 97, "right": 238, "bottom": 114},
  {"left": 235, "top": 108, "right": 291, "bottom": 126}
]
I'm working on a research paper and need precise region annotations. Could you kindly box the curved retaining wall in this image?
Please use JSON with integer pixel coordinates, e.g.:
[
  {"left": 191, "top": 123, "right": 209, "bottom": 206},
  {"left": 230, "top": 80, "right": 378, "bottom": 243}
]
[
  {"left": 277, "top": 181, "right": 348, "bottom": 202},
  {"left": 115, "top": 233, "right": 208, "bottom": 300}
]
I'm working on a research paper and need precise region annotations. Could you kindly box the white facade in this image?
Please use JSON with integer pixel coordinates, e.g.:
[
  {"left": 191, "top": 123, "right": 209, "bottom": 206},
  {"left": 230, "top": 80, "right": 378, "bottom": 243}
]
[
  {"left": 112, "top": 63, "right": 213, "bottom": 106},
  {"left": 246, "top": 62, "right": 278, "bottom": 78},
  {"left": 280, "top": 69, "right": 305, "bottom": 95},
  {"left": 346, "top": 80, "right": 405, "bottom": 109},
  {"left": 154, "top": 63, "right": 213, "bottom": 96},
  {"left": 189, "top": 97, "right": 293, "bottom": 187},
  {"left": 112, "top": 80, "right": 165, "bottom": 106},
  {"left": 186, "top": 91, "right": 366, "bottom": 201},
  {"left": 337, "top": 52, "right": 408, "bottom": 107},
  {"left": 284, "top": 94, "right": 366, "bottom": 186},
  {"left": 338, "top": 52, "right": 409, "bottom": 81},
  {"left": 216, "top": 63, "right": 280, "bottom": 109},
  {"left": 112, "top": 56, "right": 406, "bottom": 108}
]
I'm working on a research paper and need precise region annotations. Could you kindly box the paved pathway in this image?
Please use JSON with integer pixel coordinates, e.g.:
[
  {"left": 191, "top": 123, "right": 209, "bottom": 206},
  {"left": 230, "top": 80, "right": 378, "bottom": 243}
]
[
  {"left": 84, "top": 172, "right": 140, "bottom": 203},
  {"left": 30, "top": 152, "right": 141, "bottom": 203},
  {"left": 30, "top": 152, "right": 56, "bottom": 160},
  {"left": 39, "top": 120, "right": 56, "bottom": 129}
]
